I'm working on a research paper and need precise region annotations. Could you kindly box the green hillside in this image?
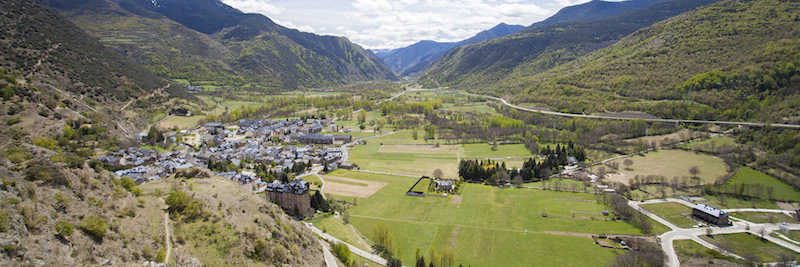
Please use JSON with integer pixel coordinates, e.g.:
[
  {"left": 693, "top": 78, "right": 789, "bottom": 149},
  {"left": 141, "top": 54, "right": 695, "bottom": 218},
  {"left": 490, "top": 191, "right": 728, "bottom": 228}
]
[
  {"left": 420, "top": 0, "right": 800, "bottom": 123},
  {"left": 38, "top": 0, "right": 398, "bottom": 90},
  {"left": 418, "top": 0, "right": 721, "bottom": 90},
  {"left": 1, "top": 0, "right": 166, "bottom": 102}
]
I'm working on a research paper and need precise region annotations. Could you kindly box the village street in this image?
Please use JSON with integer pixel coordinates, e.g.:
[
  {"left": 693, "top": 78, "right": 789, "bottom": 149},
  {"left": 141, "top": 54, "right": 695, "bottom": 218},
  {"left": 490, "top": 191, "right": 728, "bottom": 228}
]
[{"left": 629, "top": 198, "right": 800, "bottom": 267}]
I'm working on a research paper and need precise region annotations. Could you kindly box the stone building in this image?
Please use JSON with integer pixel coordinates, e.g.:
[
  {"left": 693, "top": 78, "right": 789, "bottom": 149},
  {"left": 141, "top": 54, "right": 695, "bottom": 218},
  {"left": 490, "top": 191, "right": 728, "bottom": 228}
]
[{"left": 265, "top": 179, "right": 314, "bottom": 217}]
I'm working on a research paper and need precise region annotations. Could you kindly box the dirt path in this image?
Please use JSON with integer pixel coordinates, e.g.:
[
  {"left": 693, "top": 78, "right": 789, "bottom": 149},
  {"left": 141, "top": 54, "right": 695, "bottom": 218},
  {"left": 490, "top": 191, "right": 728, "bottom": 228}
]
[{"left": 163, "top": 208, "right": 172, "bottom": 264}]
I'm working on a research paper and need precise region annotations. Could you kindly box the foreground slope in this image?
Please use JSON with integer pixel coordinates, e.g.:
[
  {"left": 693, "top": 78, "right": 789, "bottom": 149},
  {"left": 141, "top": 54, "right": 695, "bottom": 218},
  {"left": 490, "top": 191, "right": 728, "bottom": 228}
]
[{"left": 39, "top": 0, "right": 398, "bottom": 89}]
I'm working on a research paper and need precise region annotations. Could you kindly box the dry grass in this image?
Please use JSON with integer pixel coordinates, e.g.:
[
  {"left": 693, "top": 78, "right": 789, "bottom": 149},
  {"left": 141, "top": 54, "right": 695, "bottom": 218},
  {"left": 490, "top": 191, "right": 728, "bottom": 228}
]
[{"left": 321, "top": 175, "right": 387, "bottom": 198}]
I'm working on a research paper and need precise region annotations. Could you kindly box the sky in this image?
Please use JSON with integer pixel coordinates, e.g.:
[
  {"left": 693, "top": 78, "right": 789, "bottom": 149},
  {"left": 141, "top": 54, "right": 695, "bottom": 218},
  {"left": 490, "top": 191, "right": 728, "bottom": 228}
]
[{"left": 221, "top": 0, "right": 594, "bottom": 50}]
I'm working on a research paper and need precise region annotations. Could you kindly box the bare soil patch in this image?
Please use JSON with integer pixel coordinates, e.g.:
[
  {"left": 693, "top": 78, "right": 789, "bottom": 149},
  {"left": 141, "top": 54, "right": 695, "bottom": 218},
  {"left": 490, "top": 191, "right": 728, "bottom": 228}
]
[
  {"left": 776, "top": 202, "right": 799, "bottom": 211},
  {"left": 451, "top": 196, "right": 463, "bottom": 205},
  {"left": 624, "top": 129, "right": 698, "bottom": 147},
  {"left": 323, "top": 175, "right": 387, "bottom": 198}
]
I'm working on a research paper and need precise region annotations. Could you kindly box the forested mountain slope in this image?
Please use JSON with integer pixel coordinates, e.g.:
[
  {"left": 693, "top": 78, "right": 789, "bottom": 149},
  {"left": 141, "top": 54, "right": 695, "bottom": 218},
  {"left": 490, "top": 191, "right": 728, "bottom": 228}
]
[
  {"left": 38, "top": 0, "right": 398, "bottom": 89},
  {"left": 528, "top": 0, "right": 669, "bottom": 28},
  {"left": 418, "top": 0, "right": 721, "bottom": 89},
  {"left": 507, "top": 0, "right": 800, "bottom": 123}
]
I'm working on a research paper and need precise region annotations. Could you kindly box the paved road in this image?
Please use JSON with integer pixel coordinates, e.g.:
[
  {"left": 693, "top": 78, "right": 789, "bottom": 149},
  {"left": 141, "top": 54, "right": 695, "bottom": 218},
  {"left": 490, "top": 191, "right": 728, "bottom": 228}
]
[
  {"left": 460, "top": 91, "right": 800, "bottom": 129},
  {"left": 339, "top": 131, "right": 397, "bottom": 164},
  {"left": 305, "top": 222, "right": 388, "bottom": 266},
  {"left": 318, "top": 240, "right": 339, "bottom": 267},
  {"left": 629, "top": 198, "right": 800, "bottom": 267},
  {"left": 724, "top": 208, "right": 798, "bottom": 218}
]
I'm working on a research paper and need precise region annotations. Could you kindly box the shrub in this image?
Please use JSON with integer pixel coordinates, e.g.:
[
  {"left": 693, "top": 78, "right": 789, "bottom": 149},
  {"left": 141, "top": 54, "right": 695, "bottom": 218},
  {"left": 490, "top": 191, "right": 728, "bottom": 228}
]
[
  {"left": 0, "top": 211, "right": 8, "bottom": 232},
  {"left": 50, "top": 153, "right": 84, "bottom": 169},
  {"left": 24, "top": 160, "right": 70, "bottom": 187},
  {"left": 6, "top": 117, "right": 20, "bottom": 125},
  {"left": 3, "top": 145, "right": 31, "bottom": 164},
  {"left": 155, "top": 248, "right": 166, "bottom": 263},
  {"left": 54, "top": 192, "right": 70, "bottom": 211},
  {"left": 55, "top": 220, "right": 74, "bottom": 237},
  {"left": 80, "top": 215, "right": 107, "bottom": 241},
  {"left": 32, "top": 137, "right": 58, "bottom": 150},
  {"left": 165, "top": 190, "right": 189, "bottom": 214}
]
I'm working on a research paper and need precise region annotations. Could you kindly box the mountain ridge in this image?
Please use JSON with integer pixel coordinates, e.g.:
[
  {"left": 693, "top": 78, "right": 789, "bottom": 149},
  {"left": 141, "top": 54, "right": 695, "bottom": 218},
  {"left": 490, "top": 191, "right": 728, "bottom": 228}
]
[{"left": 37, "top": 0, "right": 398, "bottom": 90}]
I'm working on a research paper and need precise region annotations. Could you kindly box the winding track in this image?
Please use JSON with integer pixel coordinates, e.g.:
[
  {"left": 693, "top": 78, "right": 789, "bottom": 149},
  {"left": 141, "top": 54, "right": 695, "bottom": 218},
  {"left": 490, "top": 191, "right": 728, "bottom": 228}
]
[{"left": 460, "top": 91, "right": 800, "bottom": 129}]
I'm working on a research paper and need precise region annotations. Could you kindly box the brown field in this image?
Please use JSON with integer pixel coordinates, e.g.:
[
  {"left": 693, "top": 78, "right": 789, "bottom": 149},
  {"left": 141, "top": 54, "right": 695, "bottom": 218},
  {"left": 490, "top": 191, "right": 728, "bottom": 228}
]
[
  {"left": 323, "top": 175, "right": 387, "bottom": 198},
  {"left": 624, "top": 129, "right": 698, "bottom": 147}
]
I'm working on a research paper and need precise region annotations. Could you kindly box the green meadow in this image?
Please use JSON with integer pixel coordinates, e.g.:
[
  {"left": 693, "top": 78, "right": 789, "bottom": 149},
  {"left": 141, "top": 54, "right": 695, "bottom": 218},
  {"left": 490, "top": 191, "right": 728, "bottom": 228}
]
[
  {"left": 723, "top": 167, "right": 800, "bottom": 202},
  {"left": 323, "top": 170, "right": 646, "bottom": 266}
]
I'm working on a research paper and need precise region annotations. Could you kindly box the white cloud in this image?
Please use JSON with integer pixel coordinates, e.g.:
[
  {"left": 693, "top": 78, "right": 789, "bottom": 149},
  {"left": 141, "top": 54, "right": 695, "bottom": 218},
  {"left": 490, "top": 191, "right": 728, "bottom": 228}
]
[{"left": 222, "top": 0, "right": 592, "bottom": 50}]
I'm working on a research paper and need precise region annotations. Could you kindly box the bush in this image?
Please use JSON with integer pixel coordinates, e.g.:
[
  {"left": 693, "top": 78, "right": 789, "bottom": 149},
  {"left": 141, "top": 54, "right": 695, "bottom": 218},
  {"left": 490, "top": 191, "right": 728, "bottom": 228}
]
[
  {"left": 6, "top": 117, "right": 20, "bottom": 125},
  {"left": 155, "top": 248, "right": 166, "bottom": 263},
  {"left": 25, "top": 160, "right": 70, "bottom": 187},
  {"left": 0, "top": 211, "right": 8, "bottom": 232},
  {"left": 80, "top": 215, "right": 107, "bottom": 241},
  {"left": 3, "top": 145, "right": 31, "bottom": 164},
  {"left": 55, "top": 220, "right": 74, "bottom": 237},
  {"left": 50, "top": 153, "right": 84, "bottom": 169},
  {"left": 32, "top": 137, "right": 58, "bottom": 150},
  {"left": 165, "top": 190, "right": 189, "bottom": 214}
]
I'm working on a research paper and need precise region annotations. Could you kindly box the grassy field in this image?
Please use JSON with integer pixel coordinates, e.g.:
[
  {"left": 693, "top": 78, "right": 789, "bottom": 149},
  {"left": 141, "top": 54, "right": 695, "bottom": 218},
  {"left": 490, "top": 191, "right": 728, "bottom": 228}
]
[
  {"left": 459, "top": 144, "right": 534, "bottom": 159},
  {"left": 674, "top": 239, "right": 739, "bottom": 264},
  {"left": 723, "top": 167, "right": 800, "bottom": 202},
  {"left": 640, "top": 202, "right": 696, "bottom": 228},
  {"left": 447, "top": 104, "right": 500, "bottom": 116},
  {"left": 700, "top": 233, "right": 797, "bottom": 263},
  {"left": 158, "top": 115, "right": 205, "bottom": 130},
  {"left": 590, "top": 150, "right": 728, "bottom": 185},
  {"left": 526, "top": 178, "right": 593, "bottom": 192},
  {"left": 351, "top": 143, "right": 460, "bottom": 178},
  {"left": 782, "top": 230, "right": 800, "bottom": 243},
  {"left": 323, "top": 170, "right": 646, "bottom": 266},
  {"left": 309, "top": 214, "right": 372, "bottom": 251},
  {"left": 699, "top": 195, "right": 780, "bottom": 209},
  {"left": 729, "top": 212, "right": 795, "bottom": 224},
  {"left": 680, "top": 136, "right": 738, "bottom": 153}
]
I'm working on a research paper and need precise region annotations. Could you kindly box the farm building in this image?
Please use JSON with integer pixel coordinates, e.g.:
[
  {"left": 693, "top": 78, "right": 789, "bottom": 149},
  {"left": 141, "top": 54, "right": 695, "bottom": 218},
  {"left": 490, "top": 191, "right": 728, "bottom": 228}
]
[
  {"left": 691, "top": 204, "right": 730, "bottom": 226},
  {"left": 434, "top": 179, "right": 455, "bottom": 192},
  {"left": 265, "top": 179, "right": 314, "bottom": 218}
]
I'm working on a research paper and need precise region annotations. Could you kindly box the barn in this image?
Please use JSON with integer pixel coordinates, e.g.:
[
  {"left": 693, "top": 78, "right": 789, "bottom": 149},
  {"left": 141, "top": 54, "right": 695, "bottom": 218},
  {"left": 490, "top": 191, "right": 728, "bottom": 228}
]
[{"left": 691, "top": 204, "right": 730, "bottom": 226}]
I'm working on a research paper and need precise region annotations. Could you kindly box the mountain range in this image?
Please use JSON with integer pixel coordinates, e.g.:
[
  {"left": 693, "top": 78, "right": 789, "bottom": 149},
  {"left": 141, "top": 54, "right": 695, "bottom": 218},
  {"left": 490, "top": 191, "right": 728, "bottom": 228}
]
[
  {"left": 377, "top": 0, "right": 671, "bottom": 77},
  {"left": 419, "top": 0, "right": 800, "bottom": 123},
  {"left": 36, "top": 0, "right": 398, "bottom": 90}
]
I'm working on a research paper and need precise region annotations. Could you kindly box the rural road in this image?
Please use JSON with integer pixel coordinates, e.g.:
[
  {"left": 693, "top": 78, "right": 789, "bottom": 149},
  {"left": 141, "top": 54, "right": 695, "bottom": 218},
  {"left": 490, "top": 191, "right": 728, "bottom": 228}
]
[
  {"left": 305, "top": 222, "right": 388, "bottom": 266},
  {"left": 629, "top": 198, "right": 800, "bottom": 267},
  {"left": 460, "top": 91, "right": 800, "bottom": 129}
]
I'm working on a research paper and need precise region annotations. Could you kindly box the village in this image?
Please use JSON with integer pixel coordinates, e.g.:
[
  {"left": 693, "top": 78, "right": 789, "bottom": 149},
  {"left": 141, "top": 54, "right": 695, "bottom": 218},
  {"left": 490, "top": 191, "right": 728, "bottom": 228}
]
[{"left": 104, "top": 118, "right": 356, "bottom": 194}]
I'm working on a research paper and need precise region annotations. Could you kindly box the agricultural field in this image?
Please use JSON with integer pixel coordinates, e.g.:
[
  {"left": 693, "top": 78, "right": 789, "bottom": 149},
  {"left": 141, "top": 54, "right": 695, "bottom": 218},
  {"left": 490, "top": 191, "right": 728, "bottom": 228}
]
[
  {"left": 322, "top": 170, "right": 648, "bottom": 266},
  {"left": 729, "top": 212, "right": 795, "bottom": 224},
  {"left": 674, "top": 240, "right": 739, "bottom": 265},
  {"left": 459, "top": 143, "right": 534, "bottom": 159},
  {"left": 700, "top": 233, "right": 798, "bottom": 263},
  {"left": 640, "top": 202, "right": 696, "bottom": 228},
  {"left": 722, "top": 167, "right": 800, "bottom": 202},
  {"left": 158, "top": 115, "right": 206, "bottom": 130},
  {"left": 698, "top": 195, "right": 780, "bottom": 209},
  {"left": 350, "top": 143, "right": 460, "bottom": 178},
  {"left": 680, "top": 136, "right": 738, "bottom": 153},
  {"left": 446, "top": 104, "right": 501, "bottom": 116},
  {"left": 590, "top": 150, "right": 728, "bottom": 185}
]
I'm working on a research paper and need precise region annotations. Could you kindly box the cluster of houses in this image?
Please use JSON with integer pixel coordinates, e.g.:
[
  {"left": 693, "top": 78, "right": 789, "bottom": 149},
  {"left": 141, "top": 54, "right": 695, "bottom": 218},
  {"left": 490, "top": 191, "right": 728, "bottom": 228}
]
[
  {"left": 109, "top": 120, "right": 356, "bottom": 189},
  {"left": 102, "top": 147, "right": 195, "bottom": 182}
]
